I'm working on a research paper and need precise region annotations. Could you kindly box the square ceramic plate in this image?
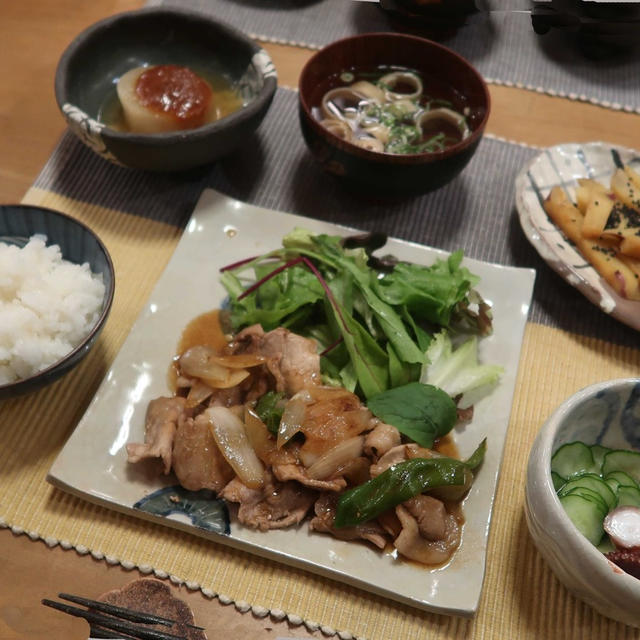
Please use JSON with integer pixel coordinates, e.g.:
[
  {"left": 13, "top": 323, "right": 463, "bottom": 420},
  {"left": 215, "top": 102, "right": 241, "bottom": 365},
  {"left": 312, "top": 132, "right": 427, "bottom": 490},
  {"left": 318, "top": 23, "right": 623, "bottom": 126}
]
[
  {"left": 515, "top": 141, "right": 640, "bottom": 332},
  {"left": 48, "top": 189, "right": 535, "bottom": 617}
]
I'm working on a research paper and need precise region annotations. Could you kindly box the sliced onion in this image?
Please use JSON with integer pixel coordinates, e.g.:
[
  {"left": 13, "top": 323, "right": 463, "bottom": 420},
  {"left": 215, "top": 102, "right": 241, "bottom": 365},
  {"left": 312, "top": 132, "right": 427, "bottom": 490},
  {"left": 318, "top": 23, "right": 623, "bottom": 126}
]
[
  {"left": 308, "top": 386, "right": 355, "bottom": 402},
  {"left": 243, "top": 405, "right": 275, "bottom": 461},
  {"left": 306, "top": 436, "right": 365, "bottom": 480},
  {"left": 180, "top": 345, "right": 251, "bottom": 388},
  {"left": 200, "top": 369, "right": 250, "bottom": 389},
  {"left": 205, "top": 406, "right": 264, "bottom": 489},
  {"left": 180, "top": 345, "right": 229, "bottom": 380},
  {"left": 277, "top": 390, "right": 312, "bottom": 449},
  {"left": 209, "top": 354, "right": 265, "bottom": 369},
  {"left": 185, "top": 379, "right": 214, "bottom": 408}
]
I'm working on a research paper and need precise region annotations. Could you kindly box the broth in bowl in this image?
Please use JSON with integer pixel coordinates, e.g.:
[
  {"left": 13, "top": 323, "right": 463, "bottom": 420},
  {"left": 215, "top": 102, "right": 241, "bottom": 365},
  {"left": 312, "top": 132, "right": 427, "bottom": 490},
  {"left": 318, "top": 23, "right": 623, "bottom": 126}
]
[
  {"left": 298, "top": 33, "right": 490, "bottom": 195},
  {"left": 313, "top": 66, "right": 470, "bottom": 155}
]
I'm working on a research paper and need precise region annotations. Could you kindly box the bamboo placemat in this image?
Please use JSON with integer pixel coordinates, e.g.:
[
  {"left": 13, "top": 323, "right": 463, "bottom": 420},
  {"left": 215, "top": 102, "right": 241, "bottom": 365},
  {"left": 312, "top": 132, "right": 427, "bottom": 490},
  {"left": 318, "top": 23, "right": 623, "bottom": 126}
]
[
  {"left": 149, "top": 0, "right": 640, "bottom": 113},
  {"left": 1, "top": 90, "right": 640, "bottom": 639},
  {"left": 31, "top": 89, "right": 640, "bottom": 349}
]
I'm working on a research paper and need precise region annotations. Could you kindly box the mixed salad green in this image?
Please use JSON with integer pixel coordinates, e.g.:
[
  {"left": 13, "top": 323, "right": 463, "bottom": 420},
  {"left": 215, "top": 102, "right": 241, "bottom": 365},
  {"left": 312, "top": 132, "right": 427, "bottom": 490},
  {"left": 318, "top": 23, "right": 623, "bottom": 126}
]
[{"left": 220, "top": 228, "right": 502, "bottom": 455}]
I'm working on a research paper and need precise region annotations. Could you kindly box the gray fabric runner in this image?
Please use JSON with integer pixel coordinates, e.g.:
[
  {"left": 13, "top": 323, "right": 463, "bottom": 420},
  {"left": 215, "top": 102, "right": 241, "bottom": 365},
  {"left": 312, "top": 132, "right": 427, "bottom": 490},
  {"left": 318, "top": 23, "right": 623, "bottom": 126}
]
[
  {"left": 147, "top": 0, "right": 640, "bottom": 112},
  {"left": 34, "top": 88, "right": 639, "bottom": 348}
]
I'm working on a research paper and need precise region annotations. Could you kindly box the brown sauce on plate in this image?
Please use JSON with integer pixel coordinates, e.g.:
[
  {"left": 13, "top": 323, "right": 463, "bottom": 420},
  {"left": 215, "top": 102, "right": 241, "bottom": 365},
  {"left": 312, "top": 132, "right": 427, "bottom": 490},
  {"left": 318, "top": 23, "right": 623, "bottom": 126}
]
[
  {"left": 434, "top": 433, "right": 458, "bottom": 458},
  {"left": 168, "top": 309, "right": 230, "bottom": 390}
]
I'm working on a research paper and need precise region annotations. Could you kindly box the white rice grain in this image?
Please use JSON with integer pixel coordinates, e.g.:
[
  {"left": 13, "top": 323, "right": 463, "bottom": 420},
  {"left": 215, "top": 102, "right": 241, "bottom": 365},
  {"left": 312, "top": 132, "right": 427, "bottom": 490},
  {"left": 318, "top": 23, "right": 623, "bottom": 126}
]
[{"left": 0, "top": 235, "right": 105, "bottom": 385}]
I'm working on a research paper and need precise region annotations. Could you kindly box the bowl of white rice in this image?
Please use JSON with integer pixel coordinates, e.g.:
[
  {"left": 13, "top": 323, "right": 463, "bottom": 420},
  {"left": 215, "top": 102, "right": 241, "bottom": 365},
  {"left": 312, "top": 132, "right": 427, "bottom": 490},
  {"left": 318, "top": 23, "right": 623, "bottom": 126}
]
[{"left": 0, "top": 204, "right": 114, "bottom": 398}]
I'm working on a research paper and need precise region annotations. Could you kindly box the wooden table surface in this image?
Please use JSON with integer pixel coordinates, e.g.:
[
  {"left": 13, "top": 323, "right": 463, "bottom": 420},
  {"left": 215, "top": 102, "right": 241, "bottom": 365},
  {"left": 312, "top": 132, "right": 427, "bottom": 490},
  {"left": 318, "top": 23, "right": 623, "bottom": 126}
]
[{"left": 1, "top": 2, "right": 638, "bottom": 639}]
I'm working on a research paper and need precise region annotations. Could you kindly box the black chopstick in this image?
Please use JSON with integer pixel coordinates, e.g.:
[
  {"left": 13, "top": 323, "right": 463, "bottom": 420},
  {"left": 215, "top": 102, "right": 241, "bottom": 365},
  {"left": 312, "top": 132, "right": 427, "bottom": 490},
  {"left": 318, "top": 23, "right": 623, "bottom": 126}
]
[
  {"left": 42, "top": 599, "right": 187, "bottom": 640},
  {"left": 58, "top": 593, "right": 205, "bottom": 631},
  {"left": 89, "top": 624, "right": 138, "bottom": 639},
  {"left": 59, "top": 593, "right": 174, "bottom": 627}
]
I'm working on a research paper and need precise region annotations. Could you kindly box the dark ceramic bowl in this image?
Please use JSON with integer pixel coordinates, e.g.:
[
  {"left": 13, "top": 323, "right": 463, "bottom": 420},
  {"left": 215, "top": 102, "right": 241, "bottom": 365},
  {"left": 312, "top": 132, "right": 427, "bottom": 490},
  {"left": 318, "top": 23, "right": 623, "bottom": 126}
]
[
  {"left": 55, "top": 7, "right": 277, "bottom": 172},
  {"left": 380, "top": 0, "right": 477, "bottom": 30},
  {"left": 0, "top": 205, "right": 115, "bottom": 399},
  {"left": 298, "top": 33, "right": 490, "bottom": 196}
]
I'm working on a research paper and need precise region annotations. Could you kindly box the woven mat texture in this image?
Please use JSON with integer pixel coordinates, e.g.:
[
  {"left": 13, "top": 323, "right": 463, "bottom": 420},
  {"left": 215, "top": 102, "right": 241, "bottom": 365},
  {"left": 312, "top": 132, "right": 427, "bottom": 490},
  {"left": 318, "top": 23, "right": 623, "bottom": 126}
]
[
  {"left": 1, "top": 76, "right": 639, "bottom": 640},
  {"left": 1, "top": 187, "right": 638, "bottom": 639},
  {"left": 149, "top": 0, "right": 640, "bottom": 112}
]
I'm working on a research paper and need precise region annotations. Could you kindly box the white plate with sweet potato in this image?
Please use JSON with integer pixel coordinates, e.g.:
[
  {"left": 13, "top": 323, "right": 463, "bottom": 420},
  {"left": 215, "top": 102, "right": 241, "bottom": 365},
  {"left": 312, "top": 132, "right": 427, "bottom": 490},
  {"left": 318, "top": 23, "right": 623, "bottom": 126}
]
[{"left": 515, "top": 141, "right": 640, "bottom": 331}]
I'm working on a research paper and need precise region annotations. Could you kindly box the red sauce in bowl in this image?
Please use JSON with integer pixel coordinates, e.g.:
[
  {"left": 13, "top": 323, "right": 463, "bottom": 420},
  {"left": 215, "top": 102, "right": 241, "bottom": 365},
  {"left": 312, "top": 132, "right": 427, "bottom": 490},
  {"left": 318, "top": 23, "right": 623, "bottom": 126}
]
[{"left": 135, "top": 64, "right": 213, "bottom": 127}]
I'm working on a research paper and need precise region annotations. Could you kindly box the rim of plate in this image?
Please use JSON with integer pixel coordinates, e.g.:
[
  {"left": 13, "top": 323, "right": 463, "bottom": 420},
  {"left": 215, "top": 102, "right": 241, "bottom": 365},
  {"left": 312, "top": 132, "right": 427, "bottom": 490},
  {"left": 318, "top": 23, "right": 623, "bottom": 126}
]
[{"left": 514, "top": 141, "right": 640, "bottom": 333}]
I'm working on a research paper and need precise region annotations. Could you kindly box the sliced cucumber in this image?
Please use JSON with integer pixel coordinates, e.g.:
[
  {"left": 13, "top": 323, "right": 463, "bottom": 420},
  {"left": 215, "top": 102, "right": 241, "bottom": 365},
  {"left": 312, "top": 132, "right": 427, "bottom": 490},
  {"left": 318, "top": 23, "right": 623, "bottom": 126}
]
[
  {"left": 559, "top": 493, "right": 606, "bottom": 545},
  {"left": 551, "top": 440, "right": 640, "bottom": 552},
  {"left": 602, "top": 450, "right": 640, "bottom": 485},
  {"left": 562, "top": 486, "right": 610, "bottom": 515},
  {"left": 605, "top": 476, "right": 621, "bottom": 494},
  {"left": 616, "top": 485, "right": 640, "bottom": 509},
  {"left": 558, "top": 474, "right": 617, "bottom": 511},
  {"left": 551, "top": 442, "right": 599, "bottom": 480},
  {"left": 605, "top": 470, "right": 639, "bottom": 490},
  {"left": 590, "top": 444, "right": 611, "bottom": 471},
  {"left": 551, "top": 471, "right": 566, "bottom": 492},
  {"left": 596, "top": 537, "right": 616, "bottom": 554}
]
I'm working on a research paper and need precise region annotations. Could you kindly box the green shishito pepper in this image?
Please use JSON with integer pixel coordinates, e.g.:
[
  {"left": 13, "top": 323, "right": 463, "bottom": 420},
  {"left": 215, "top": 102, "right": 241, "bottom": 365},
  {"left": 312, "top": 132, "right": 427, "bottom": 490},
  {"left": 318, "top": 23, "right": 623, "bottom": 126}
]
[{"left": 334, "top": 439, "right": 486, "bottom": 529}]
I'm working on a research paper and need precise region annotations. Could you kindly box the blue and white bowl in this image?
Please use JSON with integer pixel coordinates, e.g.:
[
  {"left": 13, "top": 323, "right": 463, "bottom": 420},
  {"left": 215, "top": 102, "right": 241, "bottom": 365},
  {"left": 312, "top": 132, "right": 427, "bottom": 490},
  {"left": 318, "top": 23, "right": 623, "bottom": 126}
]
[
  {"left": 525, "top": 378, "right": 640, "bottom": 627},
  {"left": 0, "top": 205, "right": 115, "bottom": 399}
]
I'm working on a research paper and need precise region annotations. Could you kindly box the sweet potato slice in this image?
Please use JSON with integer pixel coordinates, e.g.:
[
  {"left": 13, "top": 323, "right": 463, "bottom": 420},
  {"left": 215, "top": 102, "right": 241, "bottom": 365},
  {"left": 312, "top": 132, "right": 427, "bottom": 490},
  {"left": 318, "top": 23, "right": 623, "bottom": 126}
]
[{"left": 543, "top": 187, "right": 640, "bottom": 300}]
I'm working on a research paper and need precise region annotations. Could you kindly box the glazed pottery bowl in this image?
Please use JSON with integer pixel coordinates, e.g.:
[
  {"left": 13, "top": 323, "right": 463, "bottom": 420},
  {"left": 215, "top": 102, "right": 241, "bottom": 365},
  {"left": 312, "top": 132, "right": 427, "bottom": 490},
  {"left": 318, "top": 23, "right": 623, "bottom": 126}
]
[
  {"left": 381, "top": 0, "right": 477, "bottom": 28},
  {"left": 298, "top": 32, "right": 490, "bottom": 196},
  {"left": 525, "top": 378, "right": 640, "bottom": 627},
  {"left": 55, "top": 6, "right": 277, "bottom": 171},
  {"left": 0, "top": 205, "right": 115, "bottom": 399}
]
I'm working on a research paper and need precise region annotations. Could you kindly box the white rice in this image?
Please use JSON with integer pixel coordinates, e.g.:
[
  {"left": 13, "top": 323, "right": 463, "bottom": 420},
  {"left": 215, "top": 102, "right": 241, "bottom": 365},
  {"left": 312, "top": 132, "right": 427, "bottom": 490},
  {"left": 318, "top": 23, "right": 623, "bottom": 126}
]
[{"left": 0, "top": 235, "right": 106, "bottom": 385}]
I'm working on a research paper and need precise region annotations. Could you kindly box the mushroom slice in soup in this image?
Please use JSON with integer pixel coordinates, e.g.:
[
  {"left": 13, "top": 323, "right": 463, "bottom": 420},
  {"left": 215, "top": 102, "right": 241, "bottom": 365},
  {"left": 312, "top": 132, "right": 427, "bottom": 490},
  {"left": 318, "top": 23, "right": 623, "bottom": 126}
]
[
  {"left": 322, "top": 87, "right": 367, "bottom": 120},
  {"left": 417, "top": 108, "right": 470, "bottom": 143},
  {"left": 320, "top": 118, "right": 353, "bottom": 141},
  {"left": 378, "top": 71, "right": 423, "bottom": 102}
]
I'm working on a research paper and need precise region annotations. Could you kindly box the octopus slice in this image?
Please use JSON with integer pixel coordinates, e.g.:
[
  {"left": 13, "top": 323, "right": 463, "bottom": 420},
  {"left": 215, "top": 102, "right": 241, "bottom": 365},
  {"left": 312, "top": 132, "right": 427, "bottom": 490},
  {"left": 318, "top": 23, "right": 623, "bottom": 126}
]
[
  {"left": 320, "top": 119, "right": 353, "bottom": 141},
  {"left": 378, "top": 71, "right": 423, "bottom": 102},
  {"left": 126, "top": 397, "right": 187, "bottom": 474},
  {"left": 417, "top": 108, "right": 470, "bottom": 142},
  {"left": 321, "top": 87, "right": 367, "bottom": 121},
  {"left": 349, "top": 81, "right": 385, "bottom": 104},
  {"left": 309, "top": 494, "right": 389, "bottom": 549},
  {"left": 605, "top": 549, "right": 640, "bottom": 580},
  {"left": 353, "top": 137, "right": 385, "bottom": 153},
  {"left": 171, "top": 413, "right": 234, "bottom": 493},
  {"left": 220, "top": 470, "right": 316, "bottom": 531}
]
